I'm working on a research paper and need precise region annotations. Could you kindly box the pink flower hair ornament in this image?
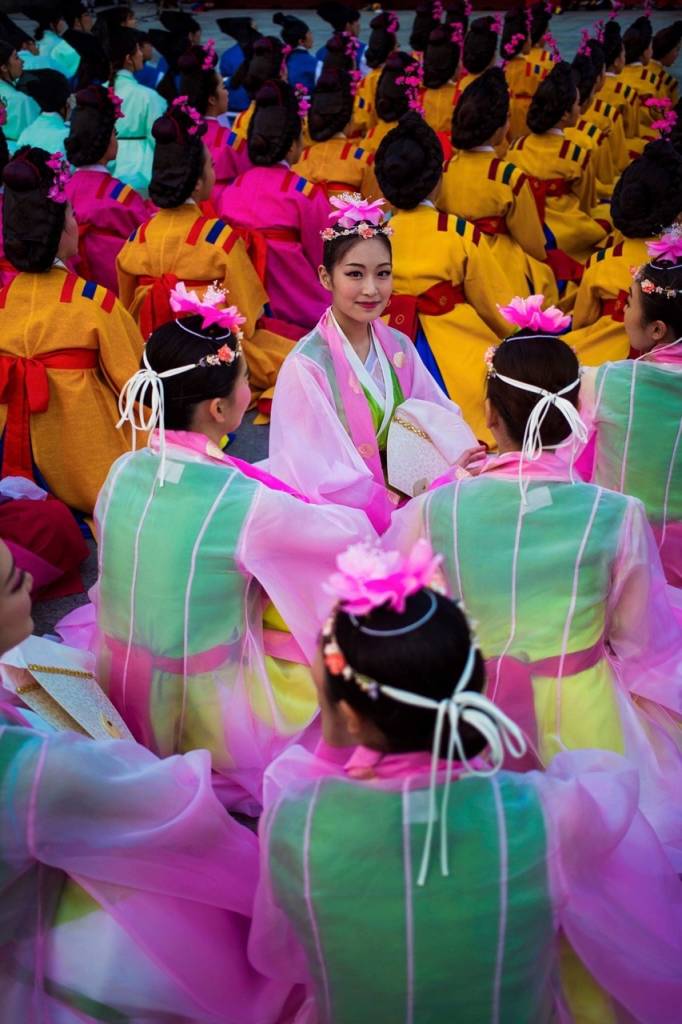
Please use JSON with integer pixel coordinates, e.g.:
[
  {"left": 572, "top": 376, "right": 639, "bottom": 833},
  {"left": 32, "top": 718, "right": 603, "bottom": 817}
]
[
  {"left": 450, "top": 23, "right": 464, "bottom": 46},
  {"left": 543, "top": 30, "right": 561, "bottom": 61},
  {"left": 490, "top": 15, "right": 503, "bottom": 35},
  {"left": 169, "top": 281, "right": 247, "bottom": 337},
  {"left": 328, "top": 193, "right": 388, "bottom": 229},
  {"left": 645, "top": 96, "right": 672, "bottom": 109},
  {"left": 171, "top": 95, "right": 204, "bottom": 136},
  {"left": 504, "top": 33, "right": 526, "bottom": 57},
  {"left": 46, "top": 152, "right": 71, "bottom": 203},
  {"left": 646, "top": 226, "right": 682, "bottom": 265},
  {"left": 386, "top": 12, "right": 399, "bottom": 35},
  {"left": 0, "top": 98, "right": 7, "bottom": 128},
  {"left": 107, "top": 86, "right": 124, "bottom": 119},
  {"left": 497, "top": 294, "right": 572, "bottom": 334},
  {"left": 294, "top": 83, "right": 311, "bottom": 118},
  {"left": 324, "top": 539, "right": 443, "bottom": 617},
  {"left": 202, "top": 39, "right": 217, "bottom": 71}
]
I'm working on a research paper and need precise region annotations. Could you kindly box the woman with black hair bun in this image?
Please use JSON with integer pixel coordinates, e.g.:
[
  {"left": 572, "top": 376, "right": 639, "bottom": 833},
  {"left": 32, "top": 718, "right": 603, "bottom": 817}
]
[
  {"left": 230, "top": 36, "right": 286, "bottom": 142},
  {"left": 509, "top": 60, "right": 607, "bottom": 269},
  {"left": 253, "top": 536, "right": 682, "bottom": 1022},
  {"left": 0, "top": 42, "right": 40, "bottom": 151},
  {"left": 28, "top": 4, "right": 80, "bottom": 81},
  {"left": 177, "top": 43, "right": 251, "bottom": 204},
  {"left": 421, "top": 27, "right": 461, "bottom": 135},
  {"left": 353, "top": 11, "right": 399, "bottom": 136},
  {"left": 315, "top": 2, "right": 365, "bottom": 66},
  {"left": 571, "top": 140, "right": 682, "bottom": 365},
  {"left": 566, "top": 52, "right": 616, "bottom": 201},
  {"left": 219, "top": 80, "right": 332, "bottom": 332},
  {"left": 584, "top": 40, "right": 630, "bottom": 175},
  {"left": 442, "top": 68, "right": 557, "bottom": 304},
  {"left": 651, "top": 22, "right": 681, "bottom": 104},
  {"left": 409, "top": 1, "right": 440, "bottom": 56},
  {"left": 374, "top": 111, "right": 513, "bottom": 443},
  {"left": 274, "top": 12, "right": 316, "bottom": 92},
  {"left": 0, "top": 146, "right": 142, "bottom": 514},
  {"left": 108, "top": 27, "right": 167, "bottom": 192},
  {"left": 581, "top": 228, "right": 682, "bottom": 586},
  {"left": 527, "top": 0, "right": 555, "bottom": 69},
  {"left": 460, "top": 16, "right": 498, "bottom": 85},
  {"left": 14, "top": 68, "right": 70, "bottom": 155},
  {"left": 596, "top": 20, "right": 640, "bottom": 141},
  {"left": 361, "top": 51, "right": 414, "bottom": 154},
  {"left": 63, "top": 84, "right": 147, "bottom": 294},
  {"left": 292, "top": 68, "right": 377, "bottom": 199},
  {"left": 620, "top": 17, "right": 659, "bottom": 133},
  {"left": 502, "top": 7, "right": 547, "bottom": 140}
]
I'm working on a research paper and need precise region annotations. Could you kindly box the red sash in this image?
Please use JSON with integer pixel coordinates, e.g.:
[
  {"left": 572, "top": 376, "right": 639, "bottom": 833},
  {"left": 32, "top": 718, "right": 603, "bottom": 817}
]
[
  {"left": 0, "top": 348, "right": 99, "bottom": 479},
  {"left": 138, "top": 274, "right": 211, "bottom": 339},
  {"left": 232, "top": 226, "right": 300, "bottom": 285},
  {"left": 601, "top": 290, "right": 627, "bottom": 322},
  {"left": 385, "top": 281, "right": 465, "bottom": 340},
  {"left": 526, "top": 175, "right": 571, "bottom": 222},
  {"left": 473, "top": 215, "right": 510, "bottom": 237}
]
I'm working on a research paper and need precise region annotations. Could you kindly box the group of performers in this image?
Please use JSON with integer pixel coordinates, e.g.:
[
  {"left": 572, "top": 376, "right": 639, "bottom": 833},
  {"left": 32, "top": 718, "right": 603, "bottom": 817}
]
[{"left": 0, "top": 1, "right": 681, "bottom": 1021}]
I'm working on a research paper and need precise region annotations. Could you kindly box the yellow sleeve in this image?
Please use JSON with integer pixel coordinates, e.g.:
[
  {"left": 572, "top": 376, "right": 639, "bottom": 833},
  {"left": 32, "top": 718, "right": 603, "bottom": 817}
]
[
  {"left": 572, "top": 155, "right": 596, "bottom": 213},
  {"left": 572, "top": 260, "right": 606, "bottom": 329},
  {"left": 208, "top": 233, "right": 267, "bottom": 338},
  {"left": 459, "top": 230, "right": 515, "bottom": 336},
  {"left": 116, "top": 239, "right": 144, "bottom": 310},
  {"left": 96, "top": 299, "right": 145, "bottom": 393},
  {"left": 505, "top": 172, "right": 548, "bottom": 262}
]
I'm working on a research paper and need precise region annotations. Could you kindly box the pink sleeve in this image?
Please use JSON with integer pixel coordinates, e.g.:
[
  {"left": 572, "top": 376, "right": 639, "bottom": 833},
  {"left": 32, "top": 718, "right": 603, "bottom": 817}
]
[
  {"left": 298, "top": 186, "right": 329, "bottom": 272},
  {"left": 537, "top": 749, "right": 682, "bottom": 1023}
]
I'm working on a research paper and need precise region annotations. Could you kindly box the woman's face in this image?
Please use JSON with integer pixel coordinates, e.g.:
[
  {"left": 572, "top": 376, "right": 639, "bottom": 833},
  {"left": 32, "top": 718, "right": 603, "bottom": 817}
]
[
  {"left": 8, "top": 49, "right": 23, "bottom": 80},
  {"left": 128, "top": 43, "right": 143, "bottom": 72},
  {"left": 319, "top": 236, "right": 393, "bottom": 325},
  {"left": 0, "top": 541, "right": 33, "bottom": 657},
  {"left": 623, "top": 280, "right": 668, "bottom": 353},
  {"left": 194, "top": 145, "right": 216, "bottom": 202},
  {"left": 223, "top": 357, "right": 251, "bottom": 433},
  {"left": 58, "top": 204, "right": 79, "bottom": 262},
  {"left": 209, "top": 73, "right": 228, "bottom": 116}
]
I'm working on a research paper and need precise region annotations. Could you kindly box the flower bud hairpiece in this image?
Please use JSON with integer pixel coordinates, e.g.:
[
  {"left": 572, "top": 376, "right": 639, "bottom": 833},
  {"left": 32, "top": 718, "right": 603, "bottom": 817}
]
[
  {"left": 169, "top": 281, "right": 247, "bottom": 340},
  {"left": 464, "top": 0, "right": 473, "bottom": 16},
  {"left": 386, "top": 12, "right": 399, "bottom": 35},
  {"left": 633, "top": 226, "right": 682, "bottom": 297},
  {"left": 321, "top": 193, "right": 393, "bottom": 241},
  {"left": 593, "top": 19, "right": 605, "bottom": 44},
  {"left": 396, "top": 58, "right": 425, "bottom": 115},
  {"left": 107, "top": 86, "right": 124, "bottom": 119},
  {"left": 46, "top": 152, "right": 71, "bottom": 203},
  {"left": 608, "top": 0, "right": 623, "bottom": 21},
  {"left": 0, "top": 98, "right": 7, "bottom": 128},
  {"left": 577, "top": 27, "right": 591, "bottom": 57},
  {"left": 349, "top": 68, "right": 363, "bottom": 95},
  {"left": 490, "top": 15, "right": 503, "bottom": 35},
  {"left": 202, "top": 38, "right": 217, "bottom": 71},
  {"left": 451, "top": 23, "right": 464, "bottom": 47},
  {"left": 543, "top": 30, "right": 561, "bottom": 61},
  {"left": 504, "top": 33, "right": 525, "bottom": 57},
  {"left": 171, "top": 95, "right": 204, "bottom": 135},
  {"left": 343, "top": 31, "right": 360, "bottom": 61},
  {"left": 294, "top": 82, "right": 311, "bottom": 118},
  {"left": 433, "top": 0, "right": 445, "bottom": 20}
]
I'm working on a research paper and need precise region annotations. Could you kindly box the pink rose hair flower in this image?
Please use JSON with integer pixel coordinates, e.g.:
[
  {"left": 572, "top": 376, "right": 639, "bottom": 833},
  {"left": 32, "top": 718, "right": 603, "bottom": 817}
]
[
  {"left": 647, "top": 225, "right": 682, "bottom": 265},
  {"left": 294, "top": 83, "right": 311, "bottom": 118},
  {"left": 490, "top": 15, "right": 503, "bottom": 35},
  {"left": 543, "top": 30, "right": 561, "bottom": 61},
  {"left": 329, "top": 193, "right": 387, "bottom": 229},
  {"left": 450, "top": 23, "right": 464, "bottom": 47},
  {"left": 202, "top": 39, "right": 217, "bottom": 71},
  {"left": 645, "top": 96, "right": 672, "bottom": 109},
  {"left": 46, "top": 152, "right": 71, "bottom": 203},
  {"left": 171, "top": 95, "right": 204, "bottom": 136},
  {"left": 325, "top": 539, "right": 443, "bottom": 616},
  {"left": 107, "top": 86, "right": 124, "bottom": 119},
  {"left": 497, "top": 294, "right": 572, "bottom": 334},
  {"left": 0, "top": 98, "right": 7, "bottom": 128},
  {"left": 169, "top": 281, "right": 247, "bottom": 336},
  {"left": 504, "top": 33, "right": 525, "bottom": 57}
]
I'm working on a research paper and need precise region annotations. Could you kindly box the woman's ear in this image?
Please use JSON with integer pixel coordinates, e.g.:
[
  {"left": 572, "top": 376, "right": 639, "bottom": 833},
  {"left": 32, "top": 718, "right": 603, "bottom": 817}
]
[
  {"left": 318, "top": 264, "right": 333, "bottom": 292},
  {"left": 207, "top": 396, "right": 230, "bottom": 427},
  {"left": 650, "top": 319, "right": 670, "bottom": 343},
  {"left": 484, "top": 397, "right": 497, "bottom": 431}
]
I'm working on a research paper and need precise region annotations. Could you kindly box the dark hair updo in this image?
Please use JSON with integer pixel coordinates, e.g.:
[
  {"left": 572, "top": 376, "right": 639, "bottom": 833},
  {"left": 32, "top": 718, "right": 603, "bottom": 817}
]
[
  {"left": 487, "top": 332, "right": 580, "bottom": 449},
  {"left": 149, "top": 104, "right": 208, "bottom": 209},
  {"left": 2, "top": 147, "right": 67, "bottom": 272},
  {"left": 66, "top": 85, "right": 118, "bottom": 167},
  {"left": 375, "top": 112, "right": 442, "bottom": 209},
  {"left": 308, "top": 68, "right": 354, "bottom": 142},
  {"left": 571, "top": 53, "right": 600, "bottom": 107},
  {"left": 177, "top": 44, "right": 220, "bottom": 117},
  {"left": 611, "top": 140, "right": 682, "bottom": 239},
  {"left": 623, "top": 15, "right": 653, "bottom": 65},
  {"left": 463, "top": 17, "right": 498, "bottom": 74},
  {"left": 0, "top": 41, "right": 15, "bottom": 70},
  {"left": 636, "top": 252, "right": 682, "bottom": 339},
  {"left": 652, "top": 21, "right": 682, "bottom": 64},
  {"left": 321, "top": 32, "right": 357, "bottom": 74},
  {"left": 375, "top": 52, "right": 413, "bottom": 124},
  {"left": 145, "top": 316, "right": 243, "bottom": 431},
  {"left": 410, "top": 2, "right": 440, "bottom": 54},
  {"left": 602, "top": 21, "right": 623, "bottom": 69},
  {"left": 327, "top": 589, "right": 488, "bottom": 759},
  {"left": 0, "top": 127, "right": 9, "bottom": 182},
  {"left": 452, "top": 67, "right": 509, "bottom": 149},
  {"left": 16, "top": 69, "right": 71, "bottom": 114},
  {"left": 365, "top": 11, "right": 398, "bottom": 70},
  {"left": 247, "top": 80, "right": 301, "bottom": 166},
  {"left": 529, "top": 0, "right": 551, "bottom": 47},
  {"left": 109, "top": 27, "right": 139, "bottom": 75},
  {"left": 423, "top": 26, "right": 460, "bottom": 90},
  {"left": 585, "top": 38, "right": 605, "bottom": 76},
  {"left": 527, "top": 60, "right": 577, "bottom": 135},
  {"left": 501, "top": 10, "right": 528, "bottom": 60},
  {"left": 231, "top": 36, "right": 284, "bottom": 99},
  {"left": 273, "top": 12, "right": 309, "bottom": 49}
]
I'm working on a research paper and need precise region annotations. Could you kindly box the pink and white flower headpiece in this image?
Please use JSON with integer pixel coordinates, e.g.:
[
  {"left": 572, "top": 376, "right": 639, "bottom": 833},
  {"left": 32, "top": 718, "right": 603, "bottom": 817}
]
[
  {"left": 322, "top": 193, "right": 393, "bottom": 241},
  {"left": 497, "top": 294, "right": 572, "bottom": 334},
  {"left": 107, "top": 85, "right": 124, "bottom": 119},
  {"left": 171, "top": 95, "right": 204, "bottom": 136},
  {"left": 294, "top": 82, "right": 311, "bottom": 118},
  {"left": 170, "top": 281, "right": 247, "bottom": 339},
  {"left": 450, "top": 23, "right": 464, "bottom": 47},
  {"left": 633, "top": 226, "right": 682, "bottom": 297},
  {"left": 645, "top": 98, "right": 678, "bottom": 136},
  {"left": 46, "top": 152, "right": 71, "bottom": 203},
  {"left": 324, "top": 539, "right": 443, "bottom": 616}
]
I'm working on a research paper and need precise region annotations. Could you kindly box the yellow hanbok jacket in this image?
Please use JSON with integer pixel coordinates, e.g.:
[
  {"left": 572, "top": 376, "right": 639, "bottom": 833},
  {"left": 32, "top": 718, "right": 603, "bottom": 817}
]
[
  {"left": 389, "top": 204, "right": 514, "bottom": 443},
  {"left": 565, "top": 119, "right": 616, "bottom": 200},
  {"left": 232, "top": 103, "right": 254, "bottom": 140},
  {"left": 353, "top": 67, "right": 381, "bottom": 135},
  {"left": 0, "top": 267, "right": 142, "bottom": 513},
  {"left": 586, "top": 98, "right": 629, "bottom": 174},
  {"left": 504, "top": 56, "right": 547, "bottom": 140},
  {"left": 570, "top": 237, "right": 650, "bottom": 365},
  {"left": 422, "top": 81, "right": 458, "bottom": 134},
  {"left": 527, "top": 46, "right": 554, "bottom": 68},
  {"left": 361, "top": 119, "right": 397, "bottom": 153},
  {"left": 116, "top": 205, "right": 289, "bottom": 402},
  {"left": 597, "top": 73, "right": 640, "bottom": 138},
  {"left": 620, "top": 63, "right": 661, "bottom": 129},
  {"left": 292, "top": 137, "right": 377, "bottom": 197},
  {"left": 649, "top": 58, "right": 679, "bottom": 104},
  {"left": 508, "top": 131, "right": 607, "bottom": 263},
  {"left": 438, "top": 148, "right": 557, "bottom": 303}
]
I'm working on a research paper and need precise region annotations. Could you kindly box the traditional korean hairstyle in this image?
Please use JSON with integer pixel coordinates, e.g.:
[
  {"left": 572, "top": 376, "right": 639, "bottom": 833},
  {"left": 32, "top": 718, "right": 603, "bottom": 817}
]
[
  {"left": 2, "top": 147, "right": 68, "bottom": 272},
  {"left": 529, "top": 0, "right": 551, "bottom": 47},
  {"left": 323, "top": 538, "right": 525, "bottom": 885},
  {"left": 365, "top": 10, "right": 399, "bottom": 69},
  {"left": 273, "top": 12, "right": 309, "bottom": 49},
  {"left": 321, "top": 192, "right": 393, "bottom": 271},
  {"left": 0, "top": 41, "right": 15, "bottom": 76},
  {"left": 423, "top": 26, "right": 460, "bottom": 90},
  {"left": 248, "top": 80, "right": 301, "bottom": 167},
  {"left": 443, "top": 1, "right": 469, "bottom": 37},
  {"left": 611, "top": 140, "right": 682, "bottom": 239},
  {"left": 527, "top": 60, "right": 577, "bottom": 135},
  {"left": 16, "top": 68, "right": 70, "bottom": 114},
  {"left": 462, "top": 16, "right": 498, "bottom": 75},
  {"left": 149, "top": 100, "right": 207, "bottom": 209},
  {"left": 633, "top": 228, "right": 682, "bottom": 339},
  {"left": 571, "top": 52, "right": 601, "bottom": 107},
  {"left": 231, "top": 36, "right": 285, "bottom": 99},
  {"left": 602, "top": 20, "right": 624, "bottom": 69},
  {"left": 410, "top": 1, "right": 441, "bottom": 54},
  {"left": 375, "top": 52, "right": 414, "bottom": 124},
  {"left": 375, "top": 112, "right": 442, "bottom": 210},
  {"left": 623, "top": 15, "right": 653, "bottom": 66},
  {"left": 321, "top": 31, "right": 358, "bottom": 75},
  {"left": 66, "top": 85, "right": 120, "bottom": 166},
  {"left": 585, "top": 37, "right": 605, "bottom": 75},
  {"left": 308, "top": 67, "right": 354, "bottom": 142},
  {"left": 109, "top": 27, "right": 139, "bottom": 76},
  {"left": 501, "top": 9, "right": 528, "bottom": 60},
  {"left": 652, "top": 21, "right": 682, "bottom": 64},
  {"left": 177, "top": 43, "right": 220, "bottom": 117},
  {"left": 451, "top": 66, "right": 509, "bottom": 149}
]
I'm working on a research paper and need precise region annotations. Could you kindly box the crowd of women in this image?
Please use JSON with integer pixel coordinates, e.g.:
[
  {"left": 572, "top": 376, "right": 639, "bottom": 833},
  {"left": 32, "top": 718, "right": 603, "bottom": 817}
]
[{"left": 0, "top": 1, "right": 681, "bottom": 1021}]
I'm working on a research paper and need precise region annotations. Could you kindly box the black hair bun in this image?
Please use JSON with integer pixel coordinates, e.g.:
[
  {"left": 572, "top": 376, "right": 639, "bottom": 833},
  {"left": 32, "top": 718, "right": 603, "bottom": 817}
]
[
  {"left": 254, "top": 79, "right": 286, "bottom": 107},
  {"left": 152, "top": 115, "right": 182, "bottom": 144},
  {"left": 3, "top": 154, "right": 42, "bottom": 192}
]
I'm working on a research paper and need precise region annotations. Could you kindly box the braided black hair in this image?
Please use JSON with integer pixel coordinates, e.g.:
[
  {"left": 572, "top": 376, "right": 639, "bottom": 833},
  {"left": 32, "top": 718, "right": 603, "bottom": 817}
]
[
  {"left": 365, "top": 11, "right": 398, "bottom": 70},
  {"left": 623, "top": 16, "right": 653, "bottom": 66},
  {"left": 452, "top": 67, "right": 509, "bottom": 149},
  {"left": 65, "top": 85, "right": 117, "bottom": 167},
  {"left": 149, "top": 104, "right": 208, "bottom": 209},
  {"left": 376, "top": 51, "right": 413, "bottom": 124},
  {"left": 611, "top": 140, "right": 682, "bottom": 239},
  {"left": 527, "top": 60, "right": 577, "bottom": 135},
  {"left": 177, "top": 44, "right": 220, "bottom": 117},
  {"left": 375, "top": 111, "right": 443, "bottom": 210},
  {"left": 308, "top": 67, "right": 354, "bottom": 142},
  {"left": 3, "top": 147, "right": 66, "bottom": 271},
  {"left": 247, "top": 79, "right": 302, "bottom": 166},
  {"left": 463, "top": 17, "right": 498, "bottom": 75},
  {"left": 423, "top": 26, "right": 460, "bottom": 91}
]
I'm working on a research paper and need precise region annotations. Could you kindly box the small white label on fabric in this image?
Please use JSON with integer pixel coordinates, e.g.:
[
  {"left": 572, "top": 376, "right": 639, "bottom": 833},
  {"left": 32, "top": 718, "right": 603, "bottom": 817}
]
[
  {"left": 160, "top": 460, "right": 185, "bottom": 484},
  {"left": 524, "top": 486, "right": 553, "bottom": 513},
  {"left": 407, "top": 789, "right": 437, "bottom": 824}
]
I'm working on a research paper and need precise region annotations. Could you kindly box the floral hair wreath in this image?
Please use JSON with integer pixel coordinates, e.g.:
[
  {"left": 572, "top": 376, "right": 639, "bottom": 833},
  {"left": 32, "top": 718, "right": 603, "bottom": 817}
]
[
  {"left": 46, "top": 152, "right": 72, "bottom": 203},
  {"left": 633, "top": 226, "right": 682, "bottom": 298},
  {"left": 171, "top": 95, "right": 204, "bottom": 136},
  {"left": 169, "top": 281, "right": 246, "bottom": 349},
  {"left": 321, "top": 193, "right": 394, "bottom": 242}
]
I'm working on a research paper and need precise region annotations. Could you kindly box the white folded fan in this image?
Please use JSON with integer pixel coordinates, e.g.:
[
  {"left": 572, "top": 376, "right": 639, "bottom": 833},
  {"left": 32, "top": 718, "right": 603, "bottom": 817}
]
[
  {"left": 387, "top": 398, "right": 478, "bottom": 497},
  {"left": 0, "top": 634, "right": 133, "bottom": 740}
]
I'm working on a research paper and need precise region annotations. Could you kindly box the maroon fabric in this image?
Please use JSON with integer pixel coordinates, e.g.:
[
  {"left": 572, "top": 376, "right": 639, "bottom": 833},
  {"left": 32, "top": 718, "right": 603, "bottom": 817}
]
[{"left": 0, "top": 496, "right": 88, "bottom": 601}]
